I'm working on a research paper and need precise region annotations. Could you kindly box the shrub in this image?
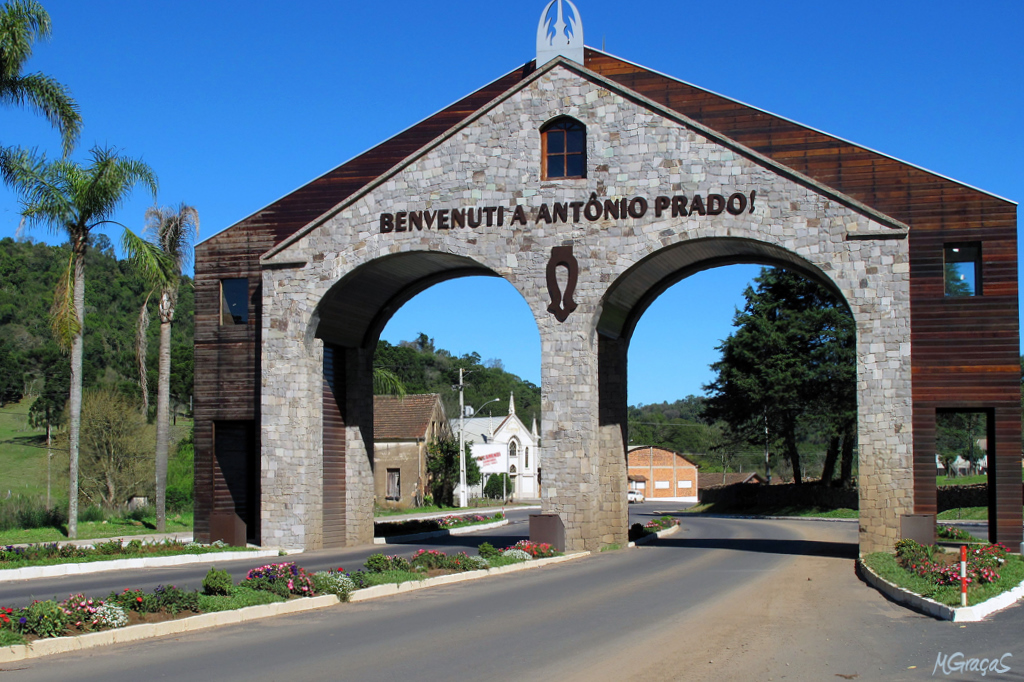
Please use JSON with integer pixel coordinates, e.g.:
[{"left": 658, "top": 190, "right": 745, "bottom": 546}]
[
  {"left": 483, "top": 473, "right": 514, "bottom": 500},
  {"left": 107, "top": 589, "right": 160, "bottom": 613},
  {"left": 153, "top": 585, "right": 199, "bottom": 614},
  {"left": 78, "top": 505, "right": 106, "bottom": 523},
  {"left": 628, "top": 523, "right": 646, "bottom": 542},
  {"left": 365, "top": 554, "right": 411, "bottom": 573},
  {"left": 312, "top": 570, "right": 355, "bottom": 600},
  {"left": 11, "top": 600, "right": 69, "bottom": 638},
  {"left": 478, "top": 542, "right": 500, "bottom": 560},
  {"left": 203, "top": 566, "right": 234, "bottom": 596},
  {"left": 0, "top": 496, "right": 66, "bottom": 532},
  {"left": 93, "top": 603, "right": 128, "bottom": 629},
  {"left": 501, "top": 548, "right": 531, "bottom": 561},
  {"left": 409, "top": 549, "right": 450, "bottom": 571},
  {"left": 94, "top": 539, "right": 124, "bottom": 556}
]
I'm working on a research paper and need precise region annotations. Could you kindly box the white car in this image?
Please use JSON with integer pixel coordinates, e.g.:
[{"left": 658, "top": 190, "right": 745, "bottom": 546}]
[{"left": 627, "top": 489, "right": 645, "bottom": 504}]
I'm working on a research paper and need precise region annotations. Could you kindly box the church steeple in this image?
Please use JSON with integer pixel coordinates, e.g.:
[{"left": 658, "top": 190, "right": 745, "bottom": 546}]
[{"left": 509, "top": 391, "right": 516, "bottom": 416}]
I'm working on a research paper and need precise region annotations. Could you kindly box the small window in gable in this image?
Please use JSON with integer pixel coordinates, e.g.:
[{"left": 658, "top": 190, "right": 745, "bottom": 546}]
[
  {"left": 541, "top": 117, "right": 586, "bottom": 179},
  {"left": 944, "top": 243, "right": 981, "bottom": 296}
]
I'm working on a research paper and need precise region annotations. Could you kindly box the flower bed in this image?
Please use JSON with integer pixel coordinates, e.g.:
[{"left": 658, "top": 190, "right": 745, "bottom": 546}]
[
  {"left": 0, "top": 542, "right": 563, "bottom": 646},
  {"left": 0, "top": 538, "right": 249, "bottom": 570},
  {"left": 862, "top": 539, "right": 1024, "bottom": 607},
  {"left": 628, "top": 515, "right": 680, "bottom": 542},
  {"left": 374, "top": 512, "right": 504, "bottom": 538}
]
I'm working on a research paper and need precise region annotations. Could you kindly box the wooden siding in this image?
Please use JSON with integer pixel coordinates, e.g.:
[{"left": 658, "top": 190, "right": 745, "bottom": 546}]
[
  {"left": 322, "top": 345, "right": 347, "bottom": 548},
  {"left": 585, "top": 50, "right": 1021, "bottom": 544}
]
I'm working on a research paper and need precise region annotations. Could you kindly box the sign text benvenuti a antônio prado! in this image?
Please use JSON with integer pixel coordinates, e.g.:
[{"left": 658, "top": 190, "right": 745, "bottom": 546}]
[{"left": 379, "top": 191, "right": 758, "bottom": 234}]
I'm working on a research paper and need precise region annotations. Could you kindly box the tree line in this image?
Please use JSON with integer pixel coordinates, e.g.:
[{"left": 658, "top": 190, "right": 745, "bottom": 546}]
[{"left": 1, "top": 0, "right": 197, "bottom": 536}]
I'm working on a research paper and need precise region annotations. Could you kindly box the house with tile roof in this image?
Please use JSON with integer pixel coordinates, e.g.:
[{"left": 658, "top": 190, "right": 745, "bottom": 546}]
[
  {"left": 373, "top": 394, "right": 451, "bottom": 509},
  {"left": 627, "top": 446, "right": 699, "bottom": 502}
]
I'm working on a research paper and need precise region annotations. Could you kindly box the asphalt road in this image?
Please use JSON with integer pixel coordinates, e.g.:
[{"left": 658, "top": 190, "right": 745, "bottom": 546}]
[
  {"left": 4, "top": 508, "right": 1023, "bottom": 681},
  {"left": 0, "top": 505, "right": 672, "bottom": 607}
]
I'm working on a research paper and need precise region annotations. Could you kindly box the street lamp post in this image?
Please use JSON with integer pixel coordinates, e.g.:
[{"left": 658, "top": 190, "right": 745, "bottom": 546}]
[{"left": 454, "top": 367, "right": 500, "bottom": 507}]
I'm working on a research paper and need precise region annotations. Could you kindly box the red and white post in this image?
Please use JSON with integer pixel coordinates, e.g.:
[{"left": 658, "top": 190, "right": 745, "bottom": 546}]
[{"left": 960, "top": 544, "right": 968, "bottom": 607}]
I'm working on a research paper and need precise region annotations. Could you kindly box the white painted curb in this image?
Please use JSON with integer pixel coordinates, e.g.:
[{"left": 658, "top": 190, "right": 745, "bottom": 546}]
[
  {"left": 0, "top": 594, "right": 339, "bottom": 663},
  {"left": 0, "top": 551, "right": 589, "bottom": 663},
  {"left": 628, "top": 523, "right": 681, "bottom": 548},
  {"left": 373, "top": 519, "right": 509, "bottom": 545},
  {"left": 857, "top": 560, "right": 1024, "bottom": 622},
  {"left": 0, "top": 549, "right": 284, "bottom": 583},
  {"left": 349, "top": 552, "right": 589, "bottom": 602}
]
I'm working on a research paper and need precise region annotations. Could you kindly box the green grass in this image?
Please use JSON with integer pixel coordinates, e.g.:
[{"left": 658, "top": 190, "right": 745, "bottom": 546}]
[
  {"left": 357, "top": 570, "right": 426, "bottom": 587},
  {"left": 600, "top": 544, "right": 621, "bottom": 552},
  {"left": 937, "top": 472, "right": 1024, "bottom": 487},
  {"left": 863, "top": 551, "right": 1024, "bottom": 607},
  {"left": 0, "top": 399, "right": 50, "bottom": 499},
  {"left": 0, "top": 511, "right": 194, "bottom": 545},
  {"left": 0, "top": 628, "right": 26, "bottom": 646},
  {"left": 484, "top": 555, "right": 529, "bottom": 567},
  {"left": 197, "top": 586, "right": 285, "bottom": 612},
  {"left": 937, "top": 506, "right": 1024, "bottom": 521}
]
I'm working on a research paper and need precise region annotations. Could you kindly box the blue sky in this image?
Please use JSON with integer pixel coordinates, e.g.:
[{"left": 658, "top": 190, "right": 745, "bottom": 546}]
[{"left": 1, "top": 1, "right": 1021, "bottom": 405}]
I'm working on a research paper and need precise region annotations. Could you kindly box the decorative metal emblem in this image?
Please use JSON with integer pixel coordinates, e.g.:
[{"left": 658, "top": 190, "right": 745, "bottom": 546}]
[
  {"left": 546, "top": 245, "right": 579, "bottom": 322},
  {"left": 536, "top": 0, "right": 584, "bottom": 66}
]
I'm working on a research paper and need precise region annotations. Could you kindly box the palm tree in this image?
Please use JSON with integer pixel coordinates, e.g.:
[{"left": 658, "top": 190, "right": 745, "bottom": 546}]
[
  {"left": 0, "top": 0, "right": 81, "bottom": 155},
  {"left": 130, "top": 203, "right": 198, "bottom": 533},
  {"left": 1, "top": 145, "right": 158, "bottom": 538}
]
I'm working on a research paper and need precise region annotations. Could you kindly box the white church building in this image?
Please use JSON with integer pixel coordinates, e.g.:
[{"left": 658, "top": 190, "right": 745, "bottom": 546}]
[{"left": 456, "top": 394, "right": 541, "bottom": 501}]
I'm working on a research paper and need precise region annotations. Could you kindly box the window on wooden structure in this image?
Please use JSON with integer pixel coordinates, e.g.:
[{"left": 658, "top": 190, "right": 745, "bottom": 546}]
[
  {"left": 220, "top": 278, "right": 249, "bottom": 324},
  {"left": 935, "top": 410, "right": 989, "bottom": 480},
  {"left": 541, "top": 117, "right": 586, "bottom": 179},
  {"left": 386, "top": 468, "right": 401, "bottom": 501},
  {"left": 944, "top": 243, "right": 981, "bottom": 296}
]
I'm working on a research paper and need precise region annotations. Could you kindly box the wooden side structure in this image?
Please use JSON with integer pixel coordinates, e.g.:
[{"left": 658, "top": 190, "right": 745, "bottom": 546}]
[{"left": 193, "top": 48, "right": 1020, "bottom": 547}]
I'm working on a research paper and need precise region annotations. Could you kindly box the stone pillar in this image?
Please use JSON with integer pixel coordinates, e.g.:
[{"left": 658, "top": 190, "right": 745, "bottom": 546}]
[
  {"left": 596, "top": 334, "right": 629, "bottom": 548},
  {"left": 537, "top": 302, "right": 629, "bottom": 551},
  {"left": 538, "top": 312, "right": 600, "bottom": 551},
  {"left": 260, "top": 307, "right": 323, "bottom": 551},
  {"left": 853, "top": 272, "right": 914, "bottom": 555},
  {"left": 344, "top": 346, "right": 376, "bottom": 546}
]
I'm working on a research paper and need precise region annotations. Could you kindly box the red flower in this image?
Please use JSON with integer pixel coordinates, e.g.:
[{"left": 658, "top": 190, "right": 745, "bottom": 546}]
[{"left": 136, "top": 597, "right": 143, "bottom": 603}]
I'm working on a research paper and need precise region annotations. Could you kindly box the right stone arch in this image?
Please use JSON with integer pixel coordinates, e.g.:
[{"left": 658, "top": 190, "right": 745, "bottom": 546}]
[{"left": 593, "top": 236, "right": 913, "bottom": 555}]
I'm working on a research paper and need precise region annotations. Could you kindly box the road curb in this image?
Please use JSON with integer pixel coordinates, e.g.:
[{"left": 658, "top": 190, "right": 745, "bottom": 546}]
[
  {"left": 628, "top": 523, "right": 681, "bottom": 548},
  {"left": 373, "top": 519, "right": 509, "bottom": 545},
  {"left": 0, "top": 552, "right": 589, "bottom": 663},
  {"left": 0, "top": 594, "right": 340, "bottom": 663},
  {"left": 374, "top": 506, "right": 540, "bottom": 524},
  {"left": 0, "top": 549, "right": 285, "bottom": 583},
  {"left": 857, "top": 560, "right": 1024, "bottom": 622}
]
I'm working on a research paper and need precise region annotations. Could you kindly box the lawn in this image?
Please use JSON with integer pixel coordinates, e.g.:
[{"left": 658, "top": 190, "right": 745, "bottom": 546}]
[
  {"left": 863, "top": 550, "right": 1024, "bottom": 607},
  {"left": 0, "top": 511, "right": 193, "bottom": 545},
  {"left": 936, "top": 472, "right": 1024, "bottom": 487},
  {"left": 680, "top": 503, "right": 858, "bottom": 519},
  {"left": 0, "top": 399, "right": 50, "bottom": 499}
]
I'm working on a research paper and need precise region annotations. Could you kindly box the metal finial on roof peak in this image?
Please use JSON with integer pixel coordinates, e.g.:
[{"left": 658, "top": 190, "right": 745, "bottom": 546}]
[{"left": 536, "top": 0, "right": 584, "bottom": 66}]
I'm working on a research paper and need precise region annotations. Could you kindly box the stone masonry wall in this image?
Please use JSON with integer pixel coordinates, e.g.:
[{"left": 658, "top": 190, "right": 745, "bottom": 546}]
[{"left": 259, "top": 64, "right": 912, "bottom": 554}]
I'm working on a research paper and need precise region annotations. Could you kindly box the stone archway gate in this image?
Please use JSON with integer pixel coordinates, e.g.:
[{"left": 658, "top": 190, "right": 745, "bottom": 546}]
[{"left": 193, "top": 50, "right": 1021, "bottom": 556}]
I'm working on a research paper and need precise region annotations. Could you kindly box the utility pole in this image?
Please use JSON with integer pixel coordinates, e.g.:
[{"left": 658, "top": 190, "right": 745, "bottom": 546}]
[
  {"left": 458, "top": 367, "right": 467, "bottom": 508},
  {"left": 764, "top": 407, "right": 772, "bottom": 485}
]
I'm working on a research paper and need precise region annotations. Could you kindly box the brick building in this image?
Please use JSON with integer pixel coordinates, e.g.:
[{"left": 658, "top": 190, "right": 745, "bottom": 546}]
[{"left": 627, "top": 446, "right": 699, "bottom": 503}]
